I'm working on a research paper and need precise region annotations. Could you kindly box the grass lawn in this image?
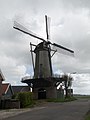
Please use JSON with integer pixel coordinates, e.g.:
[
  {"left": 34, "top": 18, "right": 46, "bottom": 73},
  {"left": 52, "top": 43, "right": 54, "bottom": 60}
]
[
  {"left": 74, "top": 95, "right": 90, "bottom": 99},
  {"left": 85, "top": 110, "right": 90, "bottom": 120},
  {"left": 46, "top": 97, "right": 77, "bottom": 102}
]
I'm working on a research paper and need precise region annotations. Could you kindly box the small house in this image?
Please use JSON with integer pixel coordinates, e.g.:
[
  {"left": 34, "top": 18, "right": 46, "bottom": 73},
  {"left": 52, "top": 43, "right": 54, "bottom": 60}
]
[{"left": 1, "top": 83, "right": 14, "bottom": 99}]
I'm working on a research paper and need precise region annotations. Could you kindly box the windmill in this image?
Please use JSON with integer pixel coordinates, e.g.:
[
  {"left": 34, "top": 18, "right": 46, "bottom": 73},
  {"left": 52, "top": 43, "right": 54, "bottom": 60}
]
[{"left": 13, "top": 15, "right": 74, "bottom": 99}]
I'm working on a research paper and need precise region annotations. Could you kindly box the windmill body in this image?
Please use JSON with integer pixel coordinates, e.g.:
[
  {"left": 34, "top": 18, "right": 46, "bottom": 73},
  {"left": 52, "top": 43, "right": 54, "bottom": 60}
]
[
  {"left": 13, "top": 15, "right": 74, "bottom": 99},
  {"left": 34, "top": 42, "right": 53, "bottom": 78}
]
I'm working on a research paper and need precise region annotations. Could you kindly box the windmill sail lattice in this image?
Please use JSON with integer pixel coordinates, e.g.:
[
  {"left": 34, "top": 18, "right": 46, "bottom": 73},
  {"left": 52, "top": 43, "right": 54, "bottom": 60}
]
[
  {"left": 52, "top": 43, "right": 74, "bottom": 57},
  {"left": 14, "top": 21, "right": 45, "bottom": 42}
]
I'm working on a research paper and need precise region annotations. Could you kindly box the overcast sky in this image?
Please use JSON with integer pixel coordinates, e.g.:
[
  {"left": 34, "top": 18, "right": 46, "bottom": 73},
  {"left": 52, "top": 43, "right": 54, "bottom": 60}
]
[{"left": 0, "top": 0, "right": 90, "bottom": 95}]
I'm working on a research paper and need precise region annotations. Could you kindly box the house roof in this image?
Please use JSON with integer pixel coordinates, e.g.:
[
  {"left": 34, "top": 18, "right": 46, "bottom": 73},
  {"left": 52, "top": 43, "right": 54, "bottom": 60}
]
[
  {"left": 0, "top": 69, "right": 5, "bottom": 81},
  {"left": 12, "top": 86, "right": 30, "bottom": 94},
  {"left": 1, "top": 83, "right": 13, "bottom": 95}
]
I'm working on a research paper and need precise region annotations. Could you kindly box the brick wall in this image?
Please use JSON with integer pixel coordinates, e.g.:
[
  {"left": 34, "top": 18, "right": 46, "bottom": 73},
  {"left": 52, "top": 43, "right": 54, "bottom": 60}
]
[
  {"left": 0, "top": 79, "right": 2, "bottom": 98},
  {"left": 1, "top": 99, "right": 20, "bottom": 109}
]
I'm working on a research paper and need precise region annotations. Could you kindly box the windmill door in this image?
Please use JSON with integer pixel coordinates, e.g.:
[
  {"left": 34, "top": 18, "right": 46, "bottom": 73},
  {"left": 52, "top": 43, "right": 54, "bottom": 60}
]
[{"left": 38, "top": 88, "right": 46, "bottom": 99}]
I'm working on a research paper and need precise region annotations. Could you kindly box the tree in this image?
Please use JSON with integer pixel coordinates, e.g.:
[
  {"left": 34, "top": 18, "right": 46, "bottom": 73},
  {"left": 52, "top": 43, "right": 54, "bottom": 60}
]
[{"left": 62, "top": 74, "right": 73, "bottom": 98}]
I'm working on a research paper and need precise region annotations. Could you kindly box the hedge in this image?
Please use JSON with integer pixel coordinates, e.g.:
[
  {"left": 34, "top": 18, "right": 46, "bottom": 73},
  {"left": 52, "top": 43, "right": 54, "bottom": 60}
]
[{"left": 16, "top": 92, "right": 33, "bottom": 108}]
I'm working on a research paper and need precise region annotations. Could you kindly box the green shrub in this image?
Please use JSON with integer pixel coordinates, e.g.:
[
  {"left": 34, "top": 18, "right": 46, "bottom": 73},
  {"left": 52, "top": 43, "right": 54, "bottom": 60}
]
[
  {"left": 12, "top": 93, "right": 18, "bottom": 99},
  {"left": 16, "top": 92, "right": 33, "bottom": 108}
]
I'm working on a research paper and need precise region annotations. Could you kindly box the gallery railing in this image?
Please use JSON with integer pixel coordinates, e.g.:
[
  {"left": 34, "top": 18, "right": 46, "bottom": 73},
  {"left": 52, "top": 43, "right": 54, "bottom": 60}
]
[{"left": 22, "top": 74, "right": 62, "bottom": 82}]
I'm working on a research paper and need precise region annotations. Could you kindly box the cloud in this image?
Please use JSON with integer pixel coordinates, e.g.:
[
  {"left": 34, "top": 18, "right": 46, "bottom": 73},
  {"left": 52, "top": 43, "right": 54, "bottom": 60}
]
[
  {"left": 0, "top": 55, "right": 26, "bottom": 85},
  {"left": 73, "top": 74, "right": 90, "bottom": 95}
]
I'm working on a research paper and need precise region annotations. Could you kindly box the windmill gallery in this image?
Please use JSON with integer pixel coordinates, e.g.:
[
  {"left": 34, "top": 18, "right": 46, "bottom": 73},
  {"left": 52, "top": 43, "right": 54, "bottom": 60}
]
[{"left": 13, "top": 15, "right": 74, "bottom": 99}]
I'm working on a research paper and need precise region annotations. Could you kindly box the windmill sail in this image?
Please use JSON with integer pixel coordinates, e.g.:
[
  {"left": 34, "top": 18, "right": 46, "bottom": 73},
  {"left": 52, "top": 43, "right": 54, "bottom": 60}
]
[
  {"left": 45, "top": 15, "right": 51, "bottom": 40},
  {"left": 13, "top": 21, "right": 45, "bottom": 42},
  {"left": 52, "top": 43, "right": 74, "bottom": 57}
]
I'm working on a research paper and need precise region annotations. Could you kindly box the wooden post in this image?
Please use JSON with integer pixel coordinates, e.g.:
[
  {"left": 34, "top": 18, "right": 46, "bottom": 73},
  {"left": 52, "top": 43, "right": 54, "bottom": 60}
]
[{"left": 30, "top": 42, "right": 35, "bottom": 73}]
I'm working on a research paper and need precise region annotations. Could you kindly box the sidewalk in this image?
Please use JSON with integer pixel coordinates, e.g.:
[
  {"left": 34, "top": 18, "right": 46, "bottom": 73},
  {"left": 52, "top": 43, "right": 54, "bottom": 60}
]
[{"left": 0, "top": 107, "right": 45, "bottom": 120}]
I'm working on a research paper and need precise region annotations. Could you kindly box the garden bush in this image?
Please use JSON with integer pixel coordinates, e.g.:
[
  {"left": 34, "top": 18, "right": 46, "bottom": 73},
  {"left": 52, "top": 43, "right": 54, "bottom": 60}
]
[{"left": 16, "top": 92, "right": 33, "bottom": 108}]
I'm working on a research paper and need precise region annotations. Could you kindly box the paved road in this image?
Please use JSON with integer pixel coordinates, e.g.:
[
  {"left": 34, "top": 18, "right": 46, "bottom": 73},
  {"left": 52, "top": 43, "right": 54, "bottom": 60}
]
[{"left": 2, "top": 99, "right": 90, "bottom": 120}]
